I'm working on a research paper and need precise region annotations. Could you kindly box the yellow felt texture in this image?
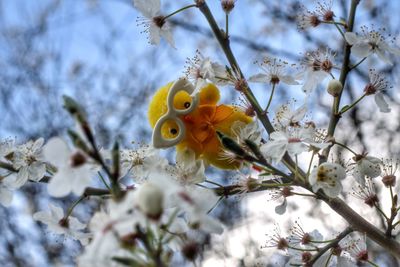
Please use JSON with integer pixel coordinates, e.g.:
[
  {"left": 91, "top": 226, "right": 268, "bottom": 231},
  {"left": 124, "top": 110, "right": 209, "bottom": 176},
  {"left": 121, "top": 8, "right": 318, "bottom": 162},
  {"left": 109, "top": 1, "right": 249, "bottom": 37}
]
[{"left": 148, "top": 82, "right": 252, "bottom": 169}]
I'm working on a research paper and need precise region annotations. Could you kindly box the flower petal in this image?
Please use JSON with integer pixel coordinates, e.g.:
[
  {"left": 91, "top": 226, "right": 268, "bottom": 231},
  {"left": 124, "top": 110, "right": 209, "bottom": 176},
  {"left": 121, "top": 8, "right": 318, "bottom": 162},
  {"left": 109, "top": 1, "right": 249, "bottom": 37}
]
[
  {"left": 0, "top": 187, "right": 13, "bottom": 206},
  {"left": 248, "top": 73, "right": 269, "bottom": 83},
  {"left": 160, "top": 24, "right": 175, "bottom": 48},
  {"left": 43, "top": 137, "right": 70, "bottom": 167},
  {"left": 133, "top": 0, "right": 160, "bottom": 18},
  {"left": 351, "top": 43, "right": 371, "bottom": 58},
  {"left": 344, "top": 32, "right": 360, "bottom": 45},
  {"left": 149, "top": 24, "right": 161, "bottom": 45},
  {"left": 375, "top": 93, "right": 391, "bottom": 113},
  {"left": 281, "top": 75, "right": 300, "bottom": 85},
  {"left": 387, "top": 45, "right": 400, "bottom": 55},
  {"left": 375, "top": 48, "right": 393, "bottom": 65},
  {"left": 48, "top": 170, "right": 72, "bottom": 197},
  {"left": 274, "top": 198, "right": 287, "bottom": 215}
]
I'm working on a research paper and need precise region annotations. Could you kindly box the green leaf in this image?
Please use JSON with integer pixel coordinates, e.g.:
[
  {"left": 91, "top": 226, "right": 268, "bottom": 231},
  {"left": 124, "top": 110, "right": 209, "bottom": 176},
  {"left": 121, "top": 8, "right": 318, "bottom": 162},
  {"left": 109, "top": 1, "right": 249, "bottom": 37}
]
[
  {"left": 112, "top": 257, "right": 142, "bottom": 266},
  {"left": 339, "top": 105, "right": 350, "bottom": 114},
  {"left": 259, "top": 172, "right": 273, "bottom": 176}
]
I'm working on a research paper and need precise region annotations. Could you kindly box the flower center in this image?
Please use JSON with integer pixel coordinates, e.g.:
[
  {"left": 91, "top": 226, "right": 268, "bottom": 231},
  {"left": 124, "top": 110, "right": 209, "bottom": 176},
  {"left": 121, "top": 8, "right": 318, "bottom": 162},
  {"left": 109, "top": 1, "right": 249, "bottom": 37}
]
[
  {"left": 309, "top": 15, "right": 320, "bottom": 27},
  {"left": 70, "top": 152, "right": 87, "bottom": 167},
  {"left": 270, "top": 75, "right": 280, "bottom": 85},
  {"left": 356, "top": 250, "right": 369, "bottom": 262},
  {"left": 321, "top": 59, "right": 333, "bottom": 72},
  {"left": 58, "top": 217, "right": 69, "bottom": 228},
  {"left": 152, "top": 15, "right": 165, "bottom": 28},
  {"left": 364, "top": 83, "right": 376, "bottom": 95}
]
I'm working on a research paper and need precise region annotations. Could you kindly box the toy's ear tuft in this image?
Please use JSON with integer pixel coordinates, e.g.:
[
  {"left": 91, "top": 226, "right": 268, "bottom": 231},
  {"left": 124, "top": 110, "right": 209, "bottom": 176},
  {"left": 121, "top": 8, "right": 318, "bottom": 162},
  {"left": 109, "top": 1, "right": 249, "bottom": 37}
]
[
  {"left": 148, "top": 82, "right": 173, "bottom": 128},
  {"left": 199, "top": 83, "right": 220, "bottom": 105}
]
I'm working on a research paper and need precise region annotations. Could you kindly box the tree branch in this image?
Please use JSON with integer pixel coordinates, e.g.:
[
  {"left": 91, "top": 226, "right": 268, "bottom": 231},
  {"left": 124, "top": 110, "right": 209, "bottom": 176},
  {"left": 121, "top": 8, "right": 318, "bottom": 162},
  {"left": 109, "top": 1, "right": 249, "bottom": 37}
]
[
  {"left": 309, "top": 227, "right": 353, "bottom": 265},
  {"left": 196, "top": 0, "right": 400, "bottom": 259}
]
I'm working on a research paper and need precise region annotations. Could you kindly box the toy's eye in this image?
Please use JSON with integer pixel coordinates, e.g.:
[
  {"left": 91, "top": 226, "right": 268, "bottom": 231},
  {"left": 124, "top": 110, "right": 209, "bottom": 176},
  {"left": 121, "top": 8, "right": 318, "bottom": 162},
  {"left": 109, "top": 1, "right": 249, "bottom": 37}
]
[
  {"left": 184, "top": 102, "right": 191, "bottom": 108},
  {"left": 170, "top": 128, "right": 178, "bottom": 135}
]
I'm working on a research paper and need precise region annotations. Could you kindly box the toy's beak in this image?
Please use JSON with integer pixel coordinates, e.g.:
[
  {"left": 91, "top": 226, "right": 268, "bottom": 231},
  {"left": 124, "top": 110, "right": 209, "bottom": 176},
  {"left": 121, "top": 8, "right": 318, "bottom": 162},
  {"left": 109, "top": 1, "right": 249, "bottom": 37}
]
[{"left": 183, "top": 115, "right": 194, "bottom": 124}]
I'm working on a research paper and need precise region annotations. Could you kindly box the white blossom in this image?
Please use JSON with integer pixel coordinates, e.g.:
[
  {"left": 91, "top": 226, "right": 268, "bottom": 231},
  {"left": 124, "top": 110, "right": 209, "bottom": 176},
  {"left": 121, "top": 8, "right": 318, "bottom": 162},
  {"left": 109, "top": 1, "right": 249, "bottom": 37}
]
[
  {"left": 351, "top": 154, "right": 381, "bottom": 186},
  {"left": 231, "top": 172, "right": 265, "bottom": 197},
  {"left": 79, "top": 192, "right": 146, "bottom": 267},
  {"left": 170, "top": 161, "right": 206, "bottom": 185},
  {"left": 288, "top": 221, "right": 323, "bottom": 249},
  {"left": 351, "top": 177, "right": 379, "bottom": 207},
  {"left": 313, "top": 252, "right": 356, "bottom": 267},
  {"left": 249, "top": 57, "right": 299, "bottom": 85},
  {"left": 172, "top": 147, "right": 206, "bottom": 184},
  {"left": 134, "top": 0, "right": 175, "bottom": 47},
  {"left": 173, "top": 186, "right": 224, "bottom": 234},
  {"left": 33, "top": 203, "right": 90, "bottom": 245},
  {"left": 184, "top": 51, "right": 226, "bottom": 92},
  {"left": 274, "top": 102, "right": 307, "bottom": 129},
  {"left": 297, "top": 8, "right": 320, "bottom": 30},
  {"left": 312, "top": 234, "right": 360, "bottom": 267},
  {"left": 298, "top": 48, "right": 336, "bottom": 94},
  {"left": 144, "top": 168, "right": 223, "bottom": 235},
  {"left": 0, "top": 139, "right": 17, "bottom": 206},
  {"left": 0, "top": 178, "right": 14, "bottom": 207},
  {"left": 263, "top": 224, "right": 289, "bottom": 250},
  {"left": 12, "top": 138, "right": 46, "bottom": 187},
  {"left": 309, "top": 162, "right": 346, "bottom": 197},
  {"left": 381, "top": 158, "right": 398, "bottom": 187},
  {"left": 341, "top": 234, "right": 370, "bottom": 264},
  {"left": 0, "top": 138, "right": 15, "bottom": 160},
  {"left": 260, "top": 127, "right": 314, "bottom": 163},
  {"left": 296, "top": 1, "right": 335, "bottom": 30},
  {"left": 119, "top": 144, "right": 168, "bottom": 183},
  {"left": 231, "top": 120, "right": 262, "bottom": 145},
  {"left": 345, "top": 26, "right": 400, "bottom": 64},
  {"left": 268, "top": 184, "right": 292, "bottom": 215},
  {"left": 286, "top": 250, "right": 316, "bottom": 267},
  {"left": 43, "top": 137, "right": 96, "bottom": 197},
  {"left": 364, "top": 69, "right": 392, "bottom": 113},
  {"left": 79, "top": 178, "right": 189, "bottom": 266}
]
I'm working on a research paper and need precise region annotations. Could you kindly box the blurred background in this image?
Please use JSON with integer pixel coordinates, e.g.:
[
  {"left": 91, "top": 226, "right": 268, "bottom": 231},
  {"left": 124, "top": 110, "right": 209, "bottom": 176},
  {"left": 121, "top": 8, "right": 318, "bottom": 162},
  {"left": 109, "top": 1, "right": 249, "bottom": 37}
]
[{"left": 1, "top": 0, "right": 400, "bottom": 266}]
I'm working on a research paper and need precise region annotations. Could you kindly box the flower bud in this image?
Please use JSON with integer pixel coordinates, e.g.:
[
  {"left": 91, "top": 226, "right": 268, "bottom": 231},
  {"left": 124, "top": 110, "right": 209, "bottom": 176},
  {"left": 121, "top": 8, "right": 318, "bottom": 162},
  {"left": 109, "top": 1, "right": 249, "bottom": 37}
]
[
  {"left": 136, "top": 182, "right": 164, "bottom": 220},
  {"left": 382, "top": 174, "right": 396, "bottom": 187},
  {"left": 221, "top": 0, "right": 235, "bottom": 14},
  {"left": 217, "top": 131, "right": 246, "bottom": 157},
  {"left": 182, "top": 242, "right": 199, "bottom": 261},
  {"left": 120, "top": 233, "right": 138, "bottom": 249},
  {"left": 327, "top": 79, "right": 343, "bottom": 96}
]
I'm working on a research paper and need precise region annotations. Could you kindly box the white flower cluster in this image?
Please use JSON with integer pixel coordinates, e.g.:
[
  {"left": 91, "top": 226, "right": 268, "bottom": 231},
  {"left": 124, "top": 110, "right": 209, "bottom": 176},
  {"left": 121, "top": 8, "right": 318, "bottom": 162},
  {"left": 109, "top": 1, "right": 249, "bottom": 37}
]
[
  {"left": 0, "top": 1, "right": 398, "bottom": 266},
  {"left": 260, "top": 103, "right": 330, "bottom": 164},
  {"left": 78, "top": 170, "right": 223, "bottom": 267},
  {"left": 0, "top": 138, "right": 46, "bottom": 206},
  {"left": 16, "top": 135, "right": 221, "bottom": 266},
  {"left": 266, "top": 223, "right": 369, "bottom": 267}
]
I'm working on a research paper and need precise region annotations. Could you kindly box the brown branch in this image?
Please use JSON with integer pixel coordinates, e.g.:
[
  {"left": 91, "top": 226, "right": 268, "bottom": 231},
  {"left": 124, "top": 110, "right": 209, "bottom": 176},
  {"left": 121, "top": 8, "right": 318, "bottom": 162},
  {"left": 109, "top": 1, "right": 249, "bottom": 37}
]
[
  {"left": 308, "top": 227, "right": 353, "bottom": 265},
  {"left": 196, "top": 0, "right": 400, "bottom": 259},
  {"left": 320, "top": 0, "right": 360, "bottom": 163}
]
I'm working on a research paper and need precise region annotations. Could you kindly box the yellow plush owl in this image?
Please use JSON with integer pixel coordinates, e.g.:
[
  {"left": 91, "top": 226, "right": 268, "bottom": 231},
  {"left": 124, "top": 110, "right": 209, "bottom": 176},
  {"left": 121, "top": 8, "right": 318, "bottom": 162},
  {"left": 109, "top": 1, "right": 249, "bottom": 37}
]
[{"left": 148, "top": 81, "right": 252, "bottom": 169}]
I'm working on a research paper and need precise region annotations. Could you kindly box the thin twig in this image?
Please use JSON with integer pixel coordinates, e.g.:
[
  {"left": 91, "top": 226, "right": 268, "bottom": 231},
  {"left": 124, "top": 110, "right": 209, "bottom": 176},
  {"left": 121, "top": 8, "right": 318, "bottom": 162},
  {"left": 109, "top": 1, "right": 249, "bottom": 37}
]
[{"left": 308, "top": 227, "right": 353, "bottom": 265}]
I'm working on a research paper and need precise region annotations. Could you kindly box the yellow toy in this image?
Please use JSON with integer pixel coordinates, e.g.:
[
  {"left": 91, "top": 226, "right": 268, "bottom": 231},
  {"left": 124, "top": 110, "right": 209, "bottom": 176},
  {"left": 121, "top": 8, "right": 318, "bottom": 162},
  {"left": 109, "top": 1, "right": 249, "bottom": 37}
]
[{"left": 148, "top": 78, "right": 252, "bottom": 169}]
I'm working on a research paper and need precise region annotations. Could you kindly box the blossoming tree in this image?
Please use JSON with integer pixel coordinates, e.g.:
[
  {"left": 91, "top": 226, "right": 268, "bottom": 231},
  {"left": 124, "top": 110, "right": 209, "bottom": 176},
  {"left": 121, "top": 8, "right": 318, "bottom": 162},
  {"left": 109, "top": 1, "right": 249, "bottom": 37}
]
[{"left": 1, "top": 0, "right": 400, "bottom": 266}]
